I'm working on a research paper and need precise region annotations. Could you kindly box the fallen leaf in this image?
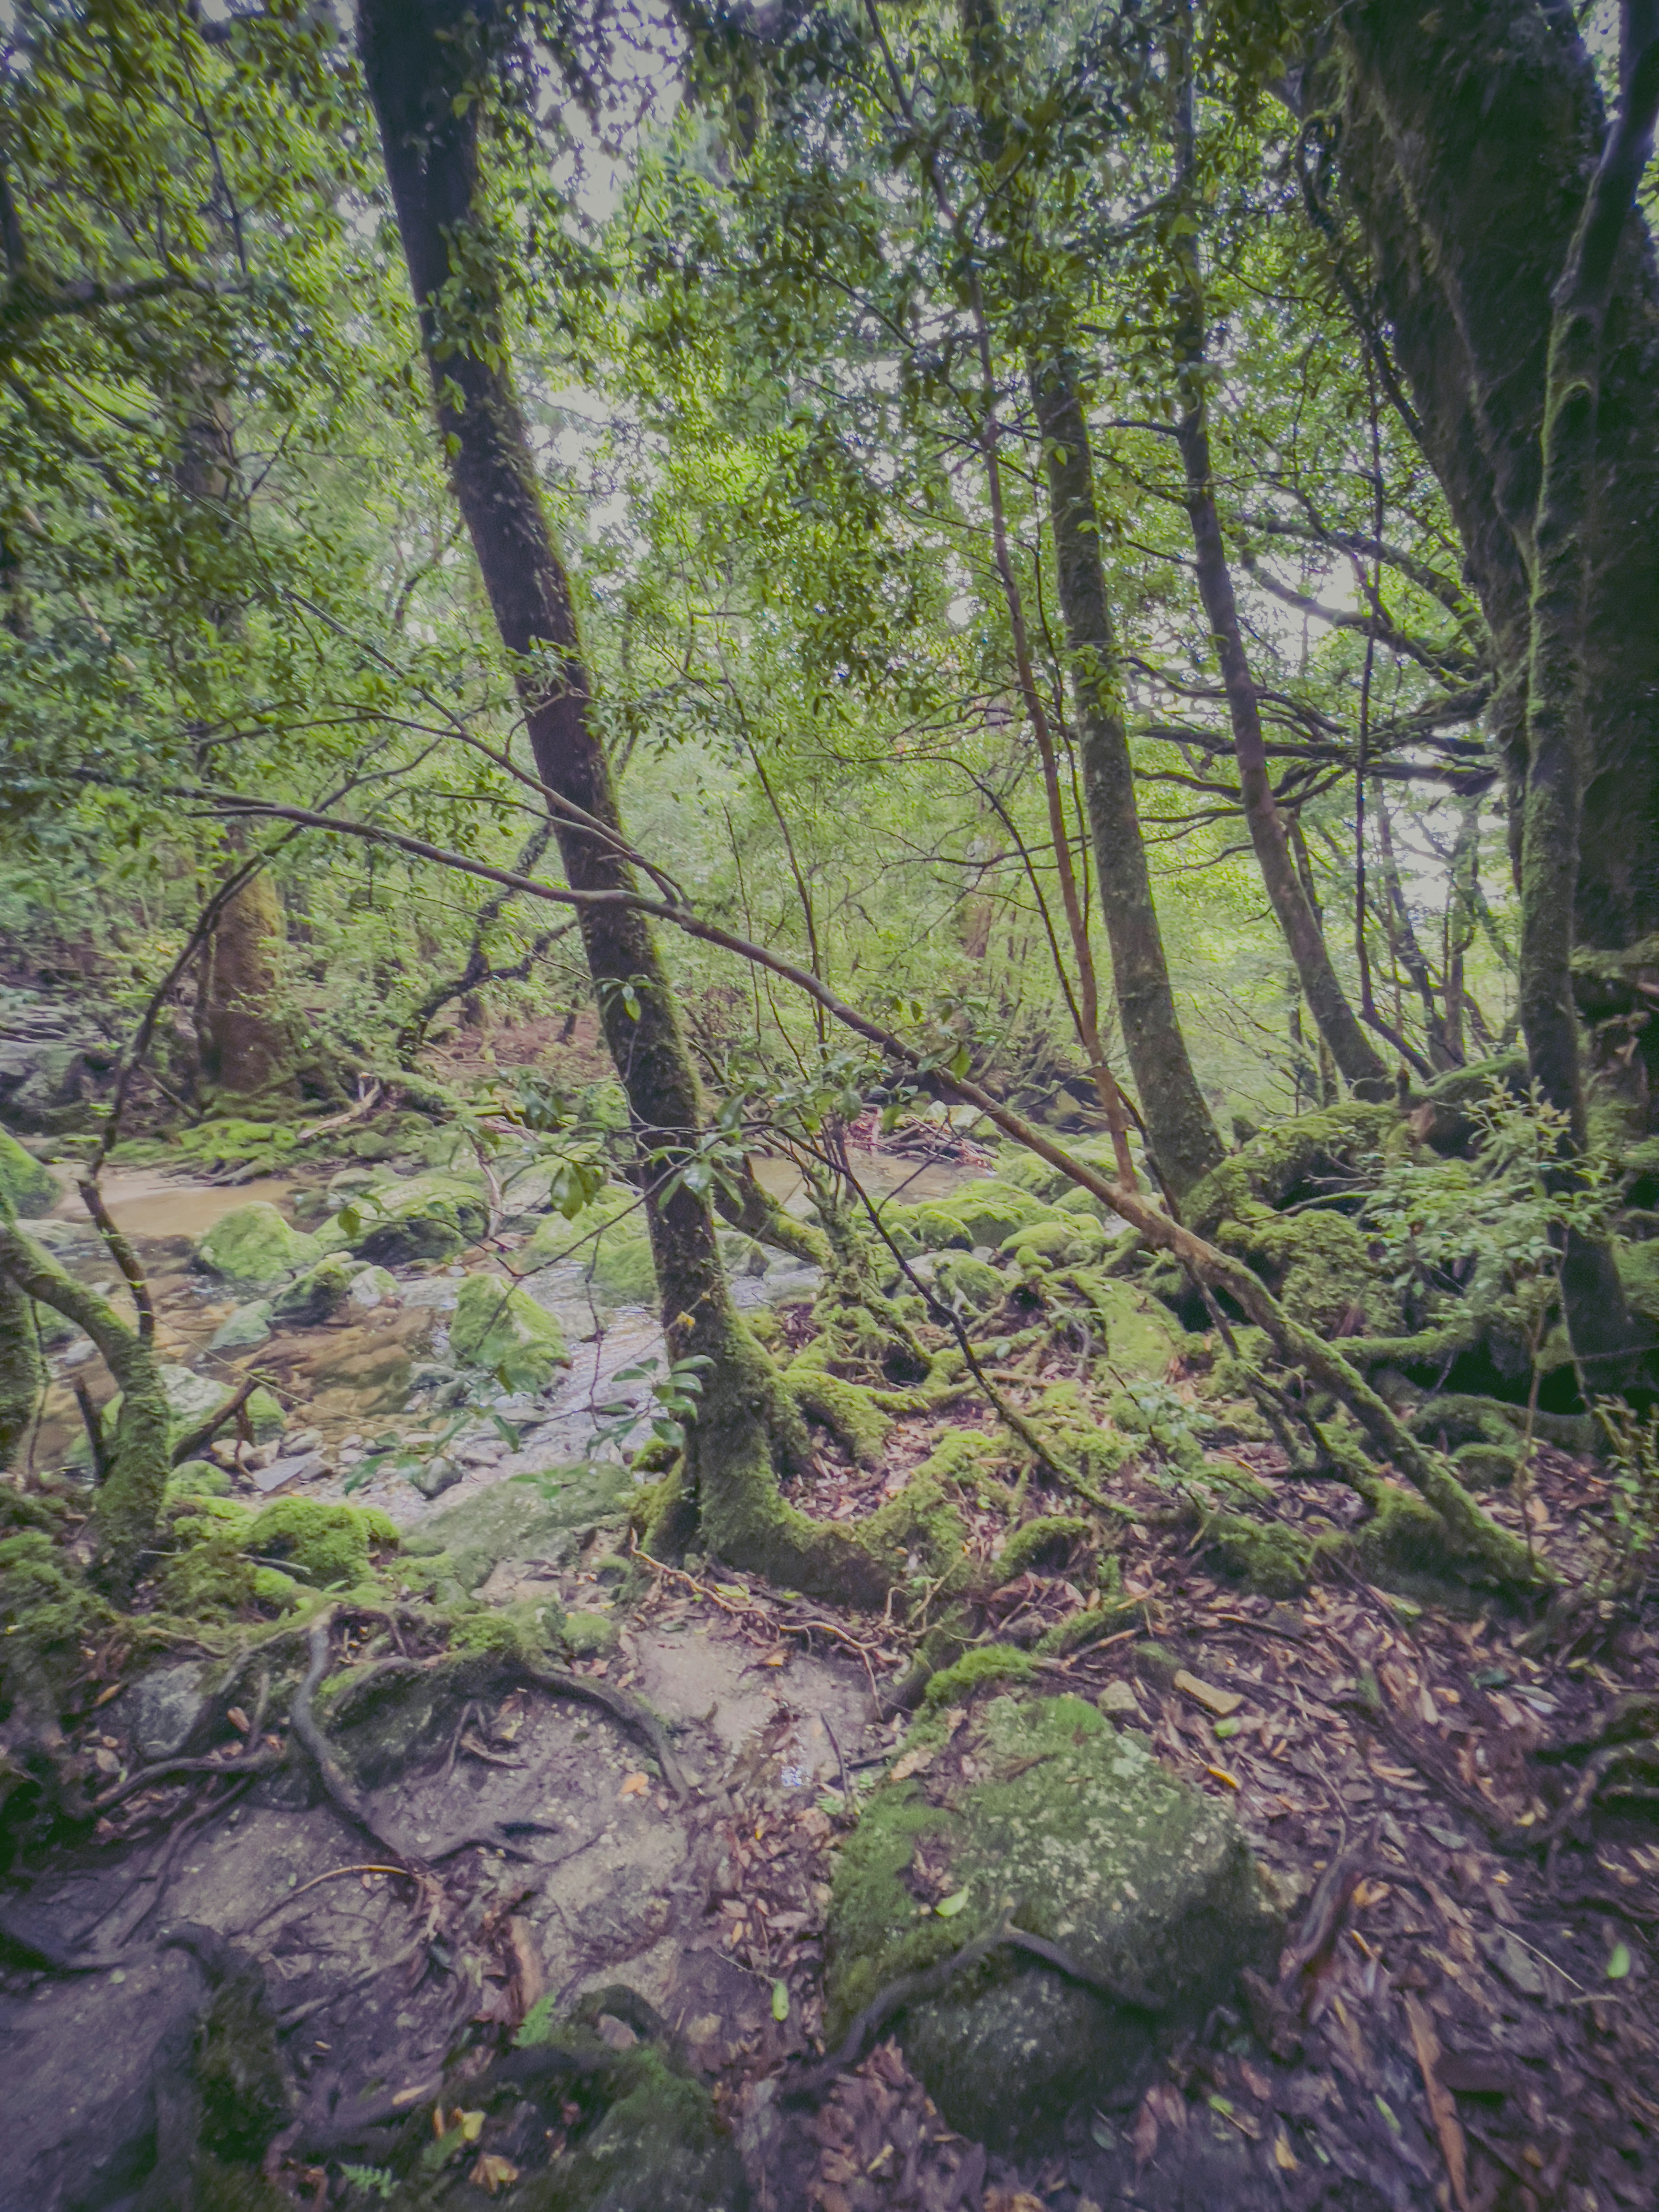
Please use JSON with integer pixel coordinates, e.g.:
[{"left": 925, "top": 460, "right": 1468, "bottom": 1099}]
[
  {"left": 1174, "top": 1669, "right": 1243, "bottom": 1718},
  {"left": 1405, "top": 1993, "right": 1468, "bottom": 2211},
  {"left": 619, "top": 1772, "right": 649, "bottom": 1798},
  {"left": 983, "top": 2193, "right": 1044, "bottom": 2212},
  {"left": 889, "top": 1742, "right": 934, "bottom": 1782},
  {"left": 1272, "top": 2132, "right": 1299, "bottom": 2171},
  {"left": 226, "top": 1706, "right": 251, "bottom": 1735},
  {"left": 92, "top": 1683, "right": 123, "bottom": 1708},
  {"left": 470, "top": 2152, "right": 519, "bottom": 2194},
  {"left": 771, "top": 1978, "right": 790, "bottom": 2021},
  {"left": 458, "top": 2109, "right": 485, "bottom": 2143},
  {"left": 1607, "top": 1942, "right": 1632, "bottom": 1980},
  {"left": 935, "top": 1888, "right": 970, "bottom": 1918},
  {"left": 1205, "top": 1764, "right": 1241, "bottom": 1789}
]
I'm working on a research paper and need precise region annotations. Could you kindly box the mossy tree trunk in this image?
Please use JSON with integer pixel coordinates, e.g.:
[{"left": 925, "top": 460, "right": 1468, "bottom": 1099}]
[
  {"left": 0, "top": 1190, "right": 44, "bottom": 1473},
  {"left": 0, "top": 1219, "right": 171, "bottom": 1601},
  {"left": 1030, "top": 354, "right": 1224, "bottom": 1197},
  {"left": 1335, "top": 0, "right": 1659, "bottom": 1398},
  {"left": 359, "top": 0, "right": 886, "bottom": 1599}
]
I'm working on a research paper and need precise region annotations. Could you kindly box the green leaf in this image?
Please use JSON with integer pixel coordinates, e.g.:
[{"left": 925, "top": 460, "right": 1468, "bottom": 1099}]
[
  {"left": 934, "top": 1888, "right": 969, "bottom": 1918},
  {"left": 1608, "top": 1942, "right": 1632, "bottom": 1980},
  {"left": 770, "top": 1978, "right": 790, "bottom": 2021}
]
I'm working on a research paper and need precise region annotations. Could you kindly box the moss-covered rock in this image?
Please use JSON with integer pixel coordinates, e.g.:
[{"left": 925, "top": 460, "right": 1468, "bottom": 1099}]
[
  {"left": 337, "top": 1173, "right": 488, "bottom": 1267},
  {"left": 998, "top": 1514, "right": 1090, "bottom": 1581},
  {"left": 194, "top": 1202, "right": 319, "bottom": 1290},
  {"left": 1185, "top": 1103, "right": 1398, "bottom": 1239},
  {"left": 269, "top": 1254, "right": 356, "bottom": 1328},
  {"left": 1201, "top": 1513, "right": 1314, "bottom": 1596},
  {"left": 400, "top": 1462, "right": 636, "bottom": 1596},
  {"left": 1217, "top": 1207, "right": 1402, "bottom": 1338},
  {"left": 523, "top": 1188, "right": 657, "bottom": 1306},
  {"left": 247, "top": 1498, "right": 397, "bottom": 1589},
  {"left": 448, "top": 1275, "right": 570, "bottom": 1388},
  {"left": 1069, "top": 1275, "right": 1183, "bottom": 1376},
  {"left": 207, "top": 1300, "right": 272, "bottom": 1352},
  {"left": 0, "top": 1130, "right": 56, "bottom": 1218},
  {"left": 825, "top": 1691, "right": 1280, "bottom": 2146},
  {"left": 934, "top": 1252, "right": 1008, "bottom": 1313}
]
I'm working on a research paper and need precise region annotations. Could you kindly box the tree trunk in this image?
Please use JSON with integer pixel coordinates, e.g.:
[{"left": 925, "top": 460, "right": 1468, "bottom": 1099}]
[
  {"left": 198, "top": 852, "right": 292, "bottom": 1096},
  {"left": 1334, "top": 0, "right": 1659, "bottom": 1062},
  {"left": 1171, "top": 328, "right": 1390, "bottom": 1097},
  {"left": 1030, "top": 357, "right": 1224, "bottom": 1196},
  {"left": 358, "top": 0, "right": 884, "bottom": 1596}
]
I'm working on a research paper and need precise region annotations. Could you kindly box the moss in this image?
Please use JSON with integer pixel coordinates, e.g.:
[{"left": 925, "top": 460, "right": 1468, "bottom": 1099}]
[
  {"left": 247, "top": 1499, "right": 398, "bottom": 1589},
  {"left": 933, "top": 1252, "right": 1008, "bottom": 1313},
  {"left": 1617, "top": 1236, "right": 1659, "bottom": 1329},
  {"left": 1452, "top": 1441, "right": 1520, "bottom": 1487},
  {"left": 922, "top": 1643, "right": 1038, "bottom": 1708},
  {"left": 1033, "top": 1379, "right": 1132, "bottom": 1485},
  {"left": 0, "top": 1524, "right": 114, "bottom": 1714},
  {"left": 998, "top": 1514, "right": 1090, "bottom": 1581},
  {"left": 1000, "top": 1217, "right": 1106, "bottom": 1266},
  {"left": 1185, "top": 1102, "right": 1398, "bottom": 1238},
  {"left": 449, "top": 1274, "right": 570, "bottom": 1386},
  {"left": 168, "top": 1458, "right": 231, "bottom": 1498},
  {"left": 862, "top": 1475, "right": 974, "bottom": 1601},
  {"left": 562, "top": 1609, "right": 620, "bottom": 1658},
  {"left": 784, "top": 1364, "right": 893, "bottom": 1465},
  {"left": 1063, "top": 1274, "right": 1183, "bottom": 1376},
  {"left": 195, "top": 1202, "right": 320, "bottom": 1290},
  {"left": 0, "top": 1268, "right": 44, "bottom": 1475},
  {"left": 1201, "top": 1513, "right": 1314, "bottom": 1597},
  {"left": 450, "top": 1600, "right": 558, "bottom": 1660},
  {"left": 194, "top": 1969, "right": 290, "bottom": 2163},
  {"left": 1218, "top": 1207, "right": 1402, "bottom": 1338},
  {"left": 825, "top": 1691, "right": 1280, "bottom": 2145},
  {"left": 523, "top": 1188, "right": 657, "bottom": 1306},
  {"left": 0, "top": 1131, "right": 56, "bottom": 1218},
  {"left": 269, "top": 1254, "right": 355, "bottom": 1327},
  {"left": 1338, "top": 1482, "right": 1490, "bottom": 1596}
]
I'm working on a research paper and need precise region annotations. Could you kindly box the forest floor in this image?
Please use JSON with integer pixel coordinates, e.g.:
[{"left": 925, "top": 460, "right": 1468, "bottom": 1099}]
[{"left": 3, "top": 1064, "right": 1657, "bottom": 2212}]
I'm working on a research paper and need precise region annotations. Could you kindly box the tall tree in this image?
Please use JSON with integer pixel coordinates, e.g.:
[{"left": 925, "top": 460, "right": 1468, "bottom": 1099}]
[
  {"left": 1332, "top": 0, "right": 1659, "bottom": 1395},
  {"left": 357, "top": 0, "right": 880, "bottom": 1595}
]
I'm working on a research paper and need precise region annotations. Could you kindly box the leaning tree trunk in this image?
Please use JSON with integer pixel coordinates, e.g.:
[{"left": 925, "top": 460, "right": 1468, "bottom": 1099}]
[
  {"left": 1170, "top": 318, "right": 1390, "bottom": 1099},
  {"left": 359, "top": 0, "right": 884, "bottom": 1598},
  {"left": 1030, "top": 356, "right": 1224, "bottom": 1196},
  {"left": 1334, "top": 0, "right": 1659, "bottom": 1400}
]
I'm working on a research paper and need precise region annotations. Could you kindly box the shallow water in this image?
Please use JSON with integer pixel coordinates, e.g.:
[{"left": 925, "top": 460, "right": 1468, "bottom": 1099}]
[{"left": 49, "top": 1166, "right": 299, "bottom": 1240}]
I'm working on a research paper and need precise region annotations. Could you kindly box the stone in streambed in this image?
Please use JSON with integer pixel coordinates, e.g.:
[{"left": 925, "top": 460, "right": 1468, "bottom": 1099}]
[
  {"left": 208, "top": 1298, "right": 272, "bottom": 1351},
  {"left": 448, "top": 1274, "right": 570, "bottom": 1388},
  {"left": 825, "top": 1690, "right": 1280, "bottom": 2148},
  {"left": 194, "top": 1201, "right": 319, "bottom": 1290},
  {"left": 270, "top": 1253, "right": 356, "bottom": 1327}
]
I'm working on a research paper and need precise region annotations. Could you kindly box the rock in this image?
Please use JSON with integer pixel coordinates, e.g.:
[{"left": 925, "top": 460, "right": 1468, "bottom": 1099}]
[
  {"left": 998, "top": 1217, "right": 1105, "bottom": 1266},
  {"left": 933, "top": 1254, "right": 1007, "bottom": 1314},
  {"left": 167, "top": 1458, "right": 230, "bottom": 1498},
  {"left": 270, "top": 1253, "right": 355, "bottom": 1326},
  {"left": 401, "top": 1461, "right": 635, "bottom": 1592},
  {"left": 161, "top": 1363, "right": 235, "bottom": 1430},
  {"left": 332, "top": 1172, "right": 489, "bottom": 1267},
  {"left": 245, "top": 1385, "right": 285, "bottom": 1443},
  {"left": 563, "top": 1609, "right": 620, "bottom": 1658},
  {"left": 346, "top": 1263, "right": 399, "bottom": 1310},
  {"left": 249, "top": 1450, "right": 325, "bottom": 1495},
  {"left": 207, "top": 1299, "right": 272, "bottom": 1351},
  {"left": 449, "top": 1274, "right": 571, "bottom": 1388},
  {"left": 194, "top": 1201, "right": 319, "bottom": 1290},
  {"left": 409, "top": 1453, "right": 464, "bottom": 1500},
  {"left": 1096, "top": 1680, "right": 1140, "bottom": 1718},
  {"left": 0, "top": 995, "right": 108, "bottom": 1132},
  {"left": 127, "top": 1657, "right": 219, "bottom": 1761},
  {"left": 1080, "top": 1278, "right": 1182, "bottom": 1376},
  {"left": 0, "top": 1127, "right": 57, "bottom": 1217},
  {"left": 523, "top": 1189, "right": 658, "bottom": 1306},
  {"left": 826, "top": 1691, "right": 1280, "bottom": 2148}
]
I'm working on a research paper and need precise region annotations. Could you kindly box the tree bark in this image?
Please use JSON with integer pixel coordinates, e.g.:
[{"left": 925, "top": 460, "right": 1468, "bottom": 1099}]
[
  {"left": 358, "top": 0, "right": 885, "bottom": 1595},
  {"left": 1335, "top": 0, "right": 1659, "bottom": 1040},
  {"left": 1171, "top": 331, "right": 1390, "bottom": 1097},
  {"left": 197, "top": 853, "right": 292, "bottom": 1095},
  {"left": 1030, "top": 357, "right": 1224, "bottom": 1196}
]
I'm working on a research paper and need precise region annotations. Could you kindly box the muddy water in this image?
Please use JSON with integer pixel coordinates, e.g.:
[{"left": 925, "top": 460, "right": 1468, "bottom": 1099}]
[{"left": 48, "top": 1165, "right": 299, "bottom": 1240}]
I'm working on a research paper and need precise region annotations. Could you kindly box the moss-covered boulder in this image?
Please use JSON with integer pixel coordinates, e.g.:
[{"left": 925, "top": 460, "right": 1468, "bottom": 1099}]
[
  {"left": 270, "top": 1253, "right": 356, "bottom": 1328},
  {"left": 522, "top": 1188, "right": 658, "bottom": 1306},
  {"left": 1073, "top": 1276, "right": 1184, "bottom": 1375},
  {"left": 334, "top": 1173, "right": 489, "bottom": 1267},
  {"left": 1218, "top": 1207, "right": 1402, "bottom": 1338},
  {"left": 400, "top": 1462, "right": 636, "bottom": 1596},
  {"left": 0, "top": 1130, "right": 56, "bottom": 1218},
  {"left": 1185, "top": 1102, "right": 1398, "bottom": 1239},
  {"left": 248, "top": 1497, "right": 397, "bottom": 1588},
  {"left": 448, "top": 1275, "right": 570, "bottom": 1388},
  {"left": 998, "top": 1217, "right": 1104, "bottom": 1266},
  {"left": 826, "top": 1690, "right": 1279, "bottom": 2147},
  {"left": 207, "top": 1299, "right": 272, "bottom": 1351},
  {"left": 934, "top": 1253, "right": 1008, "bottom": 1313},
  {"left": 194, "top": 1202, "right": 319, "bottom": 1290}
]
